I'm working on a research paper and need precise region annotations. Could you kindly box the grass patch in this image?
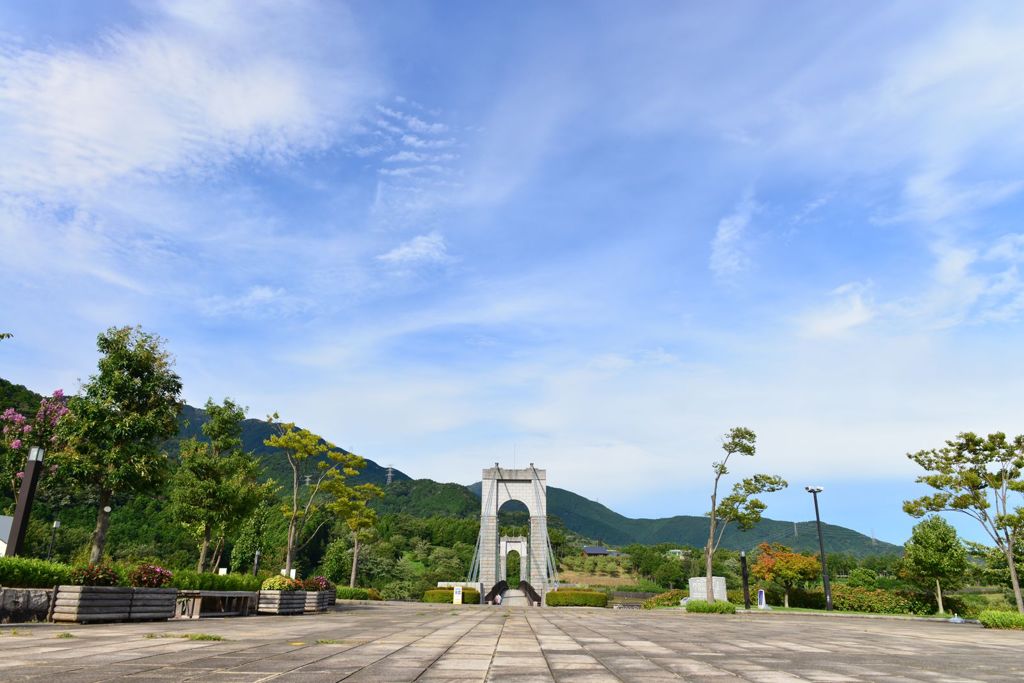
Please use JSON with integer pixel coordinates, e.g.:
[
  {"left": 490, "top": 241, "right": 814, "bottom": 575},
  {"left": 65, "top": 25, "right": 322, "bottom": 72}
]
[
  {"left": 316, "top": 639, "right": 343, "bottom": 644},
  {"left": 144, "top": 632, "right": 224, "bottom": 641},
  {"left": 55, "top": 632, "right": 75, "bottom": 639},
  {"left": 979, "top": 610, "right": 1024, "bottom": 630},
  {"left": 758, "top": 606, "right": 951, "bottom": 618}
]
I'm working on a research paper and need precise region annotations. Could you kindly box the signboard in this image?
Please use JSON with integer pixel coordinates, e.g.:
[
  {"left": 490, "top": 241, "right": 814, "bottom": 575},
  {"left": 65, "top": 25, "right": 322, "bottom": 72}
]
[
  {"left": 453, "top": 586, "right": 463, "bottom": 605},
  {"left": 757, "top": 589, "right": 766, "bottom": 609}
]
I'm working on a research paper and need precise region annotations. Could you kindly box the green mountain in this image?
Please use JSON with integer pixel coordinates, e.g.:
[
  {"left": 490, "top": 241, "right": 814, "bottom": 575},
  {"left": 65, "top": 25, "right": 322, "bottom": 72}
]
[
  {"left": 1, "top": 376, "right": 898, "bottom": 555},
  {"left": 466, "top": 482, "right": 900, "bottom": 557}
]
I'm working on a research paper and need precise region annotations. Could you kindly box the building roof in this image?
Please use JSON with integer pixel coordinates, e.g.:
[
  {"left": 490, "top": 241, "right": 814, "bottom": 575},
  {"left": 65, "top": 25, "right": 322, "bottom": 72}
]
[{"left": 582, "top": 546, "right": 609, "bottom": 555}]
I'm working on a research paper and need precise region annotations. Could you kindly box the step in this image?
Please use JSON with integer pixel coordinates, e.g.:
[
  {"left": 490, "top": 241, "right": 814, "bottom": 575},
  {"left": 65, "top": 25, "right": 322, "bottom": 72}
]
[{"left": 500, "top": 589, "right": 530, "bottom": 607}]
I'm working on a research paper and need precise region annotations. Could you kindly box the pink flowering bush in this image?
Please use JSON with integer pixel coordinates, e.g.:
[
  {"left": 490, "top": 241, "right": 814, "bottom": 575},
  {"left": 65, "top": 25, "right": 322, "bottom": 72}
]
[
  {"left": 1, "top": 391, "right": 69, "bottom": 500},
  {"left": 71, "top": 562, "right": 122, "bottom": 587},
  {"left": 128, "top": 563, "right": 174, "bottom": 588}
]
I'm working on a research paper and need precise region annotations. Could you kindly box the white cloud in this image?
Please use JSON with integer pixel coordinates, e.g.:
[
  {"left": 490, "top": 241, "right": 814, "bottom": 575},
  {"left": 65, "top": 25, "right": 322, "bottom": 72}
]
[
  {"left": 199, "top": 285, "right": 306, "bottom": 317},
  {"left": 376, "top": 232, "right": 451, "bottom": 266},
  {"left": 0, "top": 0, "right": 375, "bottom": 197},
  {"left": 799, "top": 282, "right": 875, "bottom": 338},
  {"left": 709, "top": 194, "right": 758, "bottom": 280}
]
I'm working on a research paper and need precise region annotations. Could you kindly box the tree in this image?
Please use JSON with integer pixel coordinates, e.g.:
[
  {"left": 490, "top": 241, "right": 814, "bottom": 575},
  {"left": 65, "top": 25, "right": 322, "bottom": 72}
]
[
  {"left": 58, "top": 326, "right": 182, "bottom": 563},
  {"left": 704, "top": 427, "right": 787, "bottom": 601},
  {"left": 1, "top": 390, "right": 68, "bottom": 509},
  {"left": 900, "top": 516, "right": 969, "bottom": 614},
  {"left": 264, "top": 415, "right": 371, "bottom": 574},
  {"left": 326, "top": 482, "right": 384, "bottom": 588},
  {"left": 903, "top": 431, "right": 1024, "bottom": 613},
  {"left": 170, "top": 398, "right": 269, "bottom": 571},
  {"left": 0, "top": 333, "right": 11, "bottom": 341},
  {"left": 750, "top": 542, "right": 821, "bottom": 607}
]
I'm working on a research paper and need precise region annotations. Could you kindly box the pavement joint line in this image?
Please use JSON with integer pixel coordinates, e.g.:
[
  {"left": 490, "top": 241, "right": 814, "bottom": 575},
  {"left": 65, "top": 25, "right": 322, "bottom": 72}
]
[
  {"left": 531, "top": 610, "right": 631, "bottom": 682},
  {"left": 406, "top": 611, "right": 496, "bottom": 682},
  {"left": 529, "top": 611, "right": 581, "bottom": 683},
  {"left": 475, "top": 609, "right": 508, "bottom": 683}
]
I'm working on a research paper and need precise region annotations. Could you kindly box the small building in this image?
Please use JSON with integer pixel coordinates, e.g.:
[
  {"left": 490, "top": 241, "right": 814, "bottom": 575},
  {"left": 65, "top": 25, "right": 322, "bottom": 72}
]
[{"left": 582, "top": 546, "right": 609, "bottom": 556}]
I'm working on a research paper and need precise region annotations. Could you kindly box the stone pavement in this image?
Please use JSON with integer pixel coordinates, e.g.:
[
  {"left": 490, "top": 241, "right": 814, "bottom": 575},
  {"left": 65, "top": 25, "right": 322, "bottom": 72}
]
[{"left": 0, "top": 602, "right": 1021, "bottom": 682}]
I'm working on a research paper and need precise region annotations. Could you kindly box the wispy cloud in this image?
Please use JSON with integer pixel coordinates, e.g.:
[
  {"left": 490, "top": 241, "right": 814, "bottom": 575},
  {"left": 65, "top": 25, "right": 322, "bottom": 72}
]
[
  {"left": 709, "top": 193, "right": 758, "bottom": 280},
  {"left": 799, "top": 282, "right": 875, "bottom": 338},
  {"left": 376, "top": 232, "right": 451, "bottom": 266}
]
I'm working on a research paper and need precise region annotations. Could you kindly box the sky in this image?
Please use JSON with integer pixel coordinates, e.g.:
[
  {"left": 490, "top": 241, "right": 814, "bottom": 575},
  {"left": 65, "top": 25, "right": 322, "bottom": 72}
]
[{"left": 3, "top": 1, "right": 1024, "bottom": 545}]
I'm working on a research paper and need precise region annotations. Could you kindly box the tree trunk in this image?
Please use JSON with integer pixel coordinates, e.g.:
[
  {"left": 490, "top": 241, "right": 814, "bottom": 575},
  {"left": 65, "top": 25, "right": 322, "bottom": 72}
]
[
  {"left": 1005, "top": 544, "right": 1024, "bottom": 613},
  {"left": 89, "top": 490, "right": 113, "bottom": 564},
  {"left": 286, "top": 458, "right": 299, "bottom": 575},
  {"left": 197, "top": 523, "right": 211, "bottom": 572},
  {"left": 935, "top": 577, "right": 944, "bottom": 614},
  {"left": 285, "top": 517, "right": 296, "bottom": 575},
  {"left": 705, "top": 506, "right": 716, "bottom": 602},
  {"left": 211, "top": 535, "right": 225, "bottom": 572},
  {"left": 784, "top": 588, "right": 789, "bottom": 608},
  {"left": 350, "top": 535, "right": 360, "bottom": 589}
]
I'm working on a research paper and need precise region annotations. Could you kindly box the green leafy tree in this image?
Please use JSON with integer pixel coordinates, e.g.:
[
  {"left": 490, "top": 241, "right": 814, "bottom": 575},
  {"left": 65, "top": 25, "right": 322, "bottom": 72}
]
[
  {"left": 57, "top": 326, "right": 182, "bottom": 563},
  {"left": 264, "top": 415, "right": 371, "bottom": 574},
  {"left": 326, "top": 481, "right": 384, "bottom": 588},
  {"left": 903, "top": 431, "right": 1024, "bottom": 613},
  {"left": 900, "top": 516, "right": 969, "bottom": 614},
  {"left": 0, "top": 333, "right": 11, "bottom": 341},
  {"left": 750, "top": 542, "right": 821, "bottom": 607},
  {"left": 170, "top": 398, "right": 270, "bottom": 571},
  {"left": 704, "top": 427, "right": 787, "bottom": 601}
]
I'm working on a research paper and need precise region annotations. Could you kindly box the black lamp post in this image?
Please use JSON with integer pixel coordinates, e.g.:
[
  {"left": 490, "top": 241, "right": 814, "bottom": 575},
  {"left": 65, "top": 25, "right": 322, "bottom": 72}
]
[
  {"left": 805, "top": 486, "right": 832, "bottom": 611},
  {"left": 740, "top": 550, "right": 751, "bottom": 610},
  {"left": 6, "top": 446, "right": 45, "bottom": 557},
  {"left": 47, "top": 519, "right": 61, "bottom": 560}
]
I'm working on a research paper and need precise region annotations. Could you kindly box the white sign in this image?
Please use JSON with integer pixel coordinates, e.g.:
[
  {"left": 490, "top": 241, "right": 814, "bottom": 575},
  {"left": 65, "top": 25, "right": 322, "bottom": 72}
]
[
  {"left": 757, "top": 589, "right": 767, "bottom": 609},
  {"left": 218, "top": 568, "right": 228, "bottom": 576},
  {"left": 453, "top": 586, "right": 463, "bottom": 605}
]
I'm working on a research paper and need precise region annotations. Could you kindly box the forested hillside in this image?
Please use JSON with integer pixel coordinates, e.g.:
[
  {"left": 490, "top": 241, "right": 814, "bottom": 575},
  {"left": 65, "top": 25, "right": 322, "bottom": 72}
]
[{"left": 2, "top": 375, "right": 899, "bottom": 556}]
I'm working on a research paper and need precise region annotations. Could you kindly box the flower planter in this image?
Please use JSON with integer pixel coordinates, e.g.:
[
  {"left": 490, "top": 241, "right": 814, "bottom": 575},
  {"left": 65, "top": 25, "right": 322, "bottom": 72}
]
[
  {"left": 258, "top": 589, "right": 305, "bottom": 615},
  {"left": 304, "top": 590, "right": 332, "bottom": 613},
  {"left": 51, "top": 586, "right": 177, "bottom": 623}
]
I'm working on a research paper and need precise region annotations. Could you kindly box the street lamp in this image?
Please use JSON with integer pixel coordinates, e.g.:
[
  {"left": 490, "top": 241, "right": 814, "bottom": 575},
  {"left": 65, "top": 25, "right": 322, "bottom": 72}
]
[
  {"left": 47, "top": 519, "right": 61, "bottom": 560},
  {"left": 5, "top": 446, "right": 45, "bottom": 557},
  {"left": 805, "top": 486, "right": 832, "bottom": 611},
  {"left": 740, "top": 550, "right": 751, "bottom": 610}
]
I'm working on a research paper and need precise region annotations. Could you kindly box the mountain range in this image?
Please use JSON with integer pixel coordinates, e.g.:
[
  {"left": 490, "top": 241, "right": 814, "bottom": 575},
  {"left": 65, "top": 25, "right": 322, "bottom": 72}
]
[{"left": 2, "top": 378, "right": 899, "bottom": 556}]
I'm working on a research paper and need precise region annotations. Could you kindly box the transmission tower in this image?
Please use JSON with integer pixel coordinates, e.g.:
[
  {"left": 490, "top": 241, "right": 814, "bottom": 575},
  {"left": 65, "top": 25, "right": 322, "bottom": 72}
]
[{"left": 386, "top": 465, "right": 394, "bottom": 486}]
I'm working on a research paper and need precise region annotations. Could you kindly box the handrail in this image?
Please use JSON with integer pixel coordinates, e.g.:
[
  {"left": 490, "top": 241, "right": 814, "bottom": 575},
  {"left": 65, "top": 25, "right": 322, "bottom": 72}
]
[
  {"left": 484, "top": 580, "right": 508, "bottom": 604},
  {"left": 519, "top": 580, "right": 542, "bottom": 606}
]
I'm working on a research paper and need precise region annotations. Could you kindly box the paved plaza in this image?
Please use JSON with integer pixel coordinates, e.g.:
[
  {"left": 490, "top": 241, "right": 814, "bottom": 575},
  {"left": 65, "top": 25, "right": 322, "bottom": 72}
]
[{"left": 0, "top": 603, "right": 1021, "bottom": 682}]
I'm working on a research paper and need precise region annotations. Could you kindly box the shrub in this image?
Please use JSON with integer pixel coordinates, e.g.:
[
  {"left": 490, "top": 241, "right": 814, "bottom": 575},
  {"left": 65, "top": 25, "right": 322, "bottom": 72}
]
[
  {"left": 71, "top": 563, "right": 122, "bottom": 587},
  {"left": 367, "top": 587, "right": 382, "bottom": 601},
  {"left": 846, "top": 568, "right": 878, "bottom": 589},
  {"left": 336, "top": 587, "right": 370, "bottom": 600},
  {"left": 380, "top": 580, "right": 418, "bottom": 601},
  {"left": 261, "top": 575, "right": 300, "bottom": 591},
  {"left": 172, "top": 571, "right": 261, "bottom": 592},
  {"left": 305, "top": 576, "right": 333, "bottom": 592},
  {"left": 546, "top": 590, "right": 608, "bottom": 607},
  {"left": 979, "top": 610, "right": 1024, "bottom": 630},
  {"left": 685, "top": 600, "right": 737, "bottom": 614},
  {"left": 0, "top": 557, "right": 72, "bottom": 588},
  {"left": 786, "top": 586, "right": 934, "bottom": 615},
  {"left": 642, "top": 589, "right": 687, "bottom": 609},
  {"left": 129, "top": 563, "right": 173, "bottom": 588},
  {"left": 422, "top": 588, "right": 481, "bottom": 604}
]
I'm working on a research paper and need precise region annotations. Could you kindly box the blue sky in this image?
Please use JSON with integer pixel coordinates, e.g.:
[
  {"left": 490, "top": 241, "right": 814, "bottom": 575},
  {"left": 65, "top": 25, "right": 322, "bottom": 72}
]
[{"left": 3, "top": 1, "right": 1024, "bottom": 545}]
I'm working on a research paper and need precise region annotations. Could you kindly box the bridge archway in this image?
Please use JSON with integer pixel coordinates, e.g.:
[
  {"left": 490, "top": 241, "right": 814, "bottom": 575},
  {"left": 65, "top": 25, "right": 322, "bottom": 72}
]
[{"left": 475, "top": 464, "right": 551, "bottom": 601}]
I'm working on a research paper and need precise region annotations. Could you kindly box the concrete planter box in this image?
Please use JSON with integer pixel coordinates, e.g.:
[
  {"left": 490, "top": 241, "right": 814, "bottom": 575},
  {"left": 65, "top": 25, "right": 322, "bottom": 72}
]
[
  {"left": 0, "top": 587, "right": 53, "bottom": 623},
  {"left": 51, "top": 586, "right": 176, "bottom": 623},
  {"left": 304, "top": 590, "right": 332, "bottom": 613},
  {"left": 257, "top": 589, "right": 305, "bottom": 615}
]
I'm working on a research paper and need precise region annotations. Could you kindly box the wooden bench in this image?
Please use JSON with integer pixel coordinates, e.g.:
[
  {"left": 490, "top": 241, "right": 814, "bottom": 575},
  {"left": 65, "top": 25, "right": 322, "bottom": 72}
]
[{"left": 175, "top": 590, "right": 257, "bottom": 619}]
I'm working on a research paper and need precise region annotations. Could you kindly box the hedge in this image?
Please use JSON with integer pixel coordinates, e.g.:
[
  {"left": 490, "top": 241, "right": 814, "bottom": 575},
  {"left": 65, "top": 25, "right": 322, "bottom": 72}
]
[
  {"left": 979, "top": 610, "right": 1024, "bottom": 630},
  {"left": 546, "top": 590, "right": 607, "bottom": 607},
  {"left": 685, "top": 600, "right": 737, "bottom": 614},
  {"left": 0, "top": 556, "right": 73, "bottom": 588},
  {"left": 337, "top": 587, "right": 371, "bottom": 600},
  {"left": 423, "top": 588, "right": 481, "bottom": 604},
  {"left": 762, "top": 585, "right": 939, "bottom": 615},
  {"left": 642, "top": 589, "right": 687, "bottom": 609},
  {"left": 172, "top": 570, "right": 262, "bottom": 592}
]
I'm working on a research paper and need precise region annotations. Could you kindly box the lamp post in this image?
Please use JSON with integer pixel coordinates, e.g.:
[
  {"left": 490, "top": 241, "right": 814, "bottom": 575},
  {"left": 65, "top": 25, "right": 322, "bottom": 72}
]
[
  {"left": 5, "top": 446, "right": 45, "bottom": 557},
  {"left": 805, "top": 486, "right": 832, "bottom": 611},
  {"left": 740, "top": 550, "right": 751, "bottom": 610},
  {"left": 253, "top": 549, "right": 262, "bottom": 577},
  {"left": 47, "top": 519, "right": 61, "bottom": 560}
]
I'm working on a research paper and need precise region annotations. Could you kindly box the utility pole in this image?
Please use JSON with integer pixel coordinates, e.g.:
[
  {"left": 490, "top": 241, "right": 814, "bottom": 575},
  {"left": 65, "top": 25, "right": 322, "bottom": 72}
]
[{"left": 805, "top": 486, "right": 832, "bottom": 611}]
